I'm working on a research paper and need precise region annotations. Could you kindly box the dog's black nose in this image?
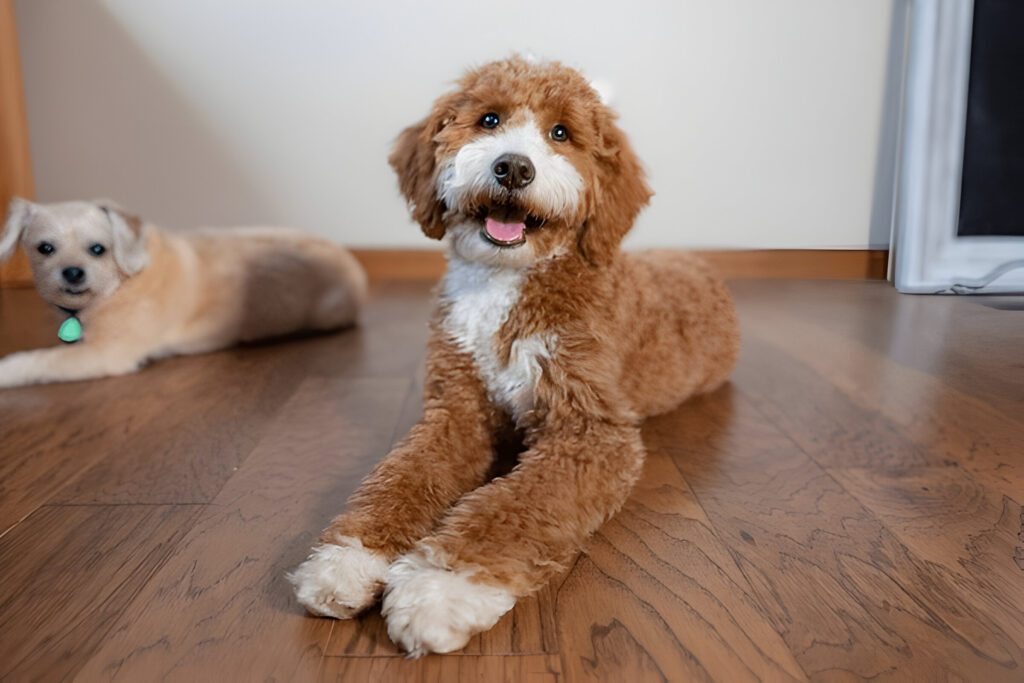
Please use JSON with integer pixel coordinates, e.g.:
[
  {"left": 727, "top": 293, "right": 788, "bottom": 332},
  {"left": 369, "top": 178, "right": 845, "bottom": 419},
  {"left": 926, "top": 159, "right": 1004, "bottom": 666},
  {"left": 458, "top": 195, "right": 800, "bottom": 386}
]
[
  {"left": 62, "top": 266, "right": 85, "bottom": 284},
  {"left": 492, "top": 153, "right": 535, "bottom": 189}
]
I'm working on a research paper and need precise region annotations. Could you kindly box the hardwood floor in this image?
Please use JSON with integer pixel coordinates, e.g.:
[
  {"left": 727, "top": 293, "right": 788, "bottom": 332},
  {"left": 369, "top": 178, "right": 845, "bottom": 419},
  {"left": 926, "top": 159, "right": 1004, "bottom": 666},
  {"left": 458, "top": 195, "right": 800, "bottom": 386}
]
[{"left": 0, "top": 279, "right": 1021, "bottom": 681}]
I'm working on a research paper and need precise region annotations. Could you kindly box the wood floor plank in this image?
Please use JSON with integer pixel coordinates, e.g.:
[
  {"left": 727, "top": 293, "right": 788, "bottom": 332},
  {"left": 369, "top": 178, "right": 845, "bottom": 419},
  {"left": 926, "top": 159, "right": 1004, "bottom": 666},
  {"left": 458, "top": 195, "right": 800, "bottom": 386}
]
[
  {"left": 0, "top": 380, "right": 168, "bottom": 534},
  {"left": 47, "top": 336, "right": 330, "bottom": 505},
  {"left": 734, "top": 280, "right": 1024, "bottom": 423},
  {"left": 0, "top": 289, "right": 201, "bottom": 531},
  {"left": 667, "top": 389, "right": 1024, "bottom": 681},
  {"left": 72, "top": 376, "right": 409, "bottom": 681},
  {"left": 318, "top": 653, "right": 563, "bottom": 682},
  {"left": 738, "top": 300, "right": 1024, "bottom": 498},
  {"left": 734, "top": 334, "right": 936, "bottom": 470},
  {"left": 734, "top": 324, "right": 1024, "bottom": 651},
  {"left": 0, "top": 503, "right": 203, "bottom": 681},
  {"left": 830, "top": 466, "right": 1024, "bottom": 654},
  {"left": 555, "top": 402, "right": 807, "bottom": 682}
]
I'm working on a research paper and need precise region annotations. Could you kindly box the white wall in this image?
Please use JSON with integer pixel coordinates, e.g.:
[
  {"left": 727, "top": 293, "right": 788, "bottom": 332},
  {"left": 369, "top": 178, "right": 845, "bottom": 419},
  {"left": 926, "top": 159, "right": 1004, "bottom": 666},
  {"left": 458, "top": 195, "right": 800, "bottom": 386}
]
[{"left": 16, "top": 0, "right": 895, "bottom": 249}]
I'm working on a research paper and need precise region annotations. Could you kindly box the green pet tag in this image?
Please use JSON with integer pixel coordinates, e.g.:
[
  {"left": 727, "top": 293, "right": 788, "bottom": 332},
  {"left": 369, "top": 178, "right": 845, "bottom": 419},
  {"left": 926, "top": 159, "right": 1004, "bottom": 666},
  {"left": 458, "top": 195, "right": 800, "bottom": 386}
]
[{"left": 58, "top": 316, "right": 83, "bottom": 343}]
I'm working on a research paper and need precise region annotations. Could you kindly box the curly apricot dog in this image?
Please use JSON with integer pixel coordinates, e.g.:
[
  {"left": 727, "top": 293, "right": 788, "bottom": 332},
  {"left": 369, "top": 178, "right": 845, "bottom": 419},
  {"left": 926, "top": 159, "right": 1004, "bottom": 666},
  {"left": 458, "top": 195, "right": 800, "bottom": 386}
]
[{"left": 290, "top": 56, "right": 739, "bottom": 656}]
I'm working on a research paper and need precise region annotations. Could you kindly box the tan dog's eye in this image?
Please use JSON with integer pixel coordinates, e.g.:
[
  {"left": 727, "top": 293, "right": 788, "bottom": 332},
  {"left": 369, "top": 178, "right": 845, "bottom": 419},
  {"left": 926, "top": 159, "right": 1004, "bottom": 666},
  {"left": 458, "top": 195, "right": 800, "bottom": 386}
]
[
  {"left": 550, "top": 124, "right": 569, "bottom": 142},
  {"left": 90, "top": 244, "right": 106, "bottom": 256},
  {"left": 480, "top": 112, "right": 500, "bottom": 129},
  {"left": 37, "top": 242, "right": 55, "bottom": 256}
]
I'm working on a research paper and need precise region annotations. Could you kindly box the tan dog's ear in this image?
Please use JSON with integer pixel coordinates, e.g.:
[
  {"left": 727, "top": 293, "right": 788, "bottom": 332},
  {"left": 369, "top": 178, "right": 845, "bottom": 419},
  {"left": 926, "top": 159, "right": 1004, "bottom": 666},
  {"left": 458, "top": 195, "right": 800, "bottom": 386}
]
[
  {"left": 388, "top": 95, "right": 456, "bottom": 240},
  {"left": 0, "top": 198, "right": 34, "bottom": 262},
  {"left": 96, "top": 200, "right": 149, "bottom": 276},
  {"left": 579, "top": 111, "right": 652, "bottom": 266}
]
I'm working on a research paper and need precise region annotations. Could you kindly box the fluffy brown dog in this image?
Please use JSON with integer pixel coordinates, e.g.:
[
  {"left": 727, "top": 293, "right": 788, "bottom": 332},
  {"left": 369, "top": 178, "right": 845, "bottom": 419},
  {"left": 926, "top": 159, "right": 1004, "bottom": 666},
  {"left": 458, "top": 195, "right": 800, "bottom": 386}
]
[
  {"left": 0, "top": 199, "right": 366, "bottom": 387},
  {"left": 290, "top": 57, "right": 739, "bottom": 656}
]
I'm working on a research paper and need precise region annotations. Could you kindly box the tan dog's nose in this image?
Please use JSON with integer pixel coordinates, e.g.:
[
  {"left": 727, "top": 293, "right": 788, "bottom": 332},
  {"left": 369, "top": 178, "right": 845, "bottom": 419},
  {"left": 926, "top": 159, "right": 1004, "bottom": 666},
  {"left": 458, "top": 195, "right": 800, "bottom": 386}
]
[
  {"left": 62, "top": 266, "right": 85, "bottom": 284},
  {"left": 492, "top": 154, "right": 535, "bottom": 190}
]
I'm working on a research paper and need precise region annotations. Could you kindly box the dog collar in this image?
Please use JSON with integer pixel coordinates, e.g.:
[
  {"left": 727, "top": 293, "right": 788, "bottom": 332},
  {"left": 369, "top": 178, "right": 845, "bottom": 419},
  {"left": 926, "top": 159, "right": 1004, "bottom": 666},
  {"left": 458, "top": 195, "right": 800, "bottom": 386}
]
[{"left": 56, "top": 306, "right": 83, "bottom": 344}]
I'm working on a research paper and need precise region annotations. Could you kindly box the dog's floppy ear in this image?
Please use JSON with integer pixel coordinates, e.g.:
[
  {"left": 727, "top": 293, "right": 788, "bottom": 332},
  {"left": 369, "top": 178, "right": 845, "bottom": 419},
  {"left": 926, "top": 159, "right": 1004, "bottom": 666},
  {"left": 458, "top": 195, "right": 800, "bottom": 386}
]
[
  {"left": 388, "top": 95, "right": 457, "bottom": 240},
  {"left": 96, "top": 200, "right": 149, "bottom": 276},
  {"left": 578, "top": 109, "right": 652, "bottom": 266},
  {"left": 0, "top": 197, "right": 34, "bottom": 262}
]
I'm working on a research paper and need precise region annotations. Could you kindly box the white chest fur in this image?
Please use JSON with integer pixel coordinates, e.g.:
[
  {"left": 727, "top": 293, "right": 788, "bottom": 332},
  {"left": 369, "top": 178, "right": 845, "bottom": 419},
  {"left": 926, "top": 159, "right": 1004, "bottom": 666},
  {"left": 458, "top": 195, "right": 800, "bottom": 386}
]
[{"left": 441, "top": 258, "right": 554, "bottom": 419}]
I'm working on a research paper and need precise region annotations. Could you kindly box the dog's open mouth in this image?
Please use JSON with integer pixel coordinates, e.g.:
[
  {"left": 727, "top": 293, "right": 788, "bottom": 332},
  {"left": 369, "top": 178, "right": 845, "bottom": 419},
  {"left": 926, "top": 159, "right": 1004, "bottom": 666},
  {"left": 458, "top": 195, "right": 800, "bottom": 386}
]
[
  {"left": 61, "top": 287, "right": 90, "bottom": 296},
  {"left": 476, "top": 203, "right": 544, "bottom": 248}
]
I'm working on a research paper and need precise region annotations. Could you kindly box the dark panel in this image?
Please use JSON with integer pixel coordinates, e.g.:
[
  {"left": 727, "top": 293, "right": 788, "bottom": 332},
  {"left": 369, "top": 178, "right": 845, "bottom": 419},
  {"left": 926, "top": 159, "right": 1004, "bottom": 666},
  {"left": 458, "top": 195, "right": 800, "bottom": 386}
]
[{"left": 957, "top": 0, "right": 1024, "bottom": 237}]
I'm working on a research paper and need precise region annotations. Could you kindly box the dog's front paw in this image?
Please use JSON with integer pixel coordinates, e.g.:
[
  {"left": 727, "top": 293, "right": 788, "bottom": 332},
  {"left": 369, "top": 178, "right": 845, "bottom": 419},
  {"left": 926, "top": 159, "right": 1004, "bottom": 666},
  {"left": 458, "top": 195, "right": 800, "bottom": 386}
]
[
  {"left": 288, "top": 538, "right": 389, "bottom": 619},
  {"left": 381, "top": 551, "right": 516, "bottom": 657}
]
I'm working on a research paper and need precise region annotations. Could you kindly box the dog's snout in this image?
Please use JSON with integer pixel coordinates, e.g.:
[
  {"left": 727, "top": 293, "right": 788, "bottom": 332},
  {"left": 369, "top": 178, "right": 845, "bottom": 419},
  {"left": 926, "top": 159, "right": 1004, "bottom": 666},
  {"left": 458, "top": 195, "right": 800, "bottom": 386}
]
[
  {"left": 492, "top": 153, "right": 535, "bottom": 190},
  {"left": 62, "top": 266, "right": 86, "bottom": 284}
]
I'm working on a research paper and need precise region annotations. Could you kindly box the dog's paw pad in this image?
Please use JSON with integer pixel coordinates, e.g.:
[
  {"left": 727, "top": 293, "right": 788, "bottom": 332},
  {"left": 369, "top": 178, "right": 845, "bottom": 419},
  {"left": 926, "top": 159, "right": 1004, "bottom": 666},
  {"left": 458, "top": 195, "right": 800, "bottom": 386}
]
[
  {"left": 288, "top": 539, "right": 388, "bottom": 619},
  {"left": 381, "top": 553, "right": 516, "bottom": 657}
]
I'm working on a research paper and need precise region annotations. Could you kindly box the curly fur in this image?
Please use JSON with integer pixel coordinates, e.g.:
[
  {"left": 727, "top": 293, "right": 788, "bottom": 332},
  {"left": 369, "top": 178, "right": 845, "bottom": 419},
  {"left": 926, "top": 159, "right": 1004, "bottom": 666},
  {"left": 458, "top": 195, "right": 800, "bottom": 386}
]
[{"left": 291, "top": 56, "right": 740, "bottom": 655}]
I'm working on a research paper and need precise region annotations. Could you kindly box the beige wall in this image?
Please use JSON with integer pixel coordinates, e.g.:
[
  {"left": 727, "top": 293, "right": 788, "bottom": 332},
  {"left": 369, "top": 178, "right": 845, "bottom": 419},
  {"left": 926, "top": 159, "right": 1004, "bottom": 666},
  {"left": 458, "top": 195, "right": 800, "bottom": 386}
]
[{"left": 16, "top": 0, "right": 895, "bottom": 249}]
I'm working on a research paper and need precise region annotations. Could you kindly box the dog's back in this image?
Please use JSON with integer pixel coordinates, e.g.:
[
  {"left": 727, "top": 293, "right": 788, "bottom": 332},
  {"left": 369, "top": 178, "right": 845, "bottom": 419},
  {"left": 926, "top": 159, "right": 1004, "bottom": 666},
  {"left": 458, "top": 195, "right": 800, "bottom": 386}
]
[
  {"left": 182, "top": 227, "right": 368, "bottom": 342},
  {"left": 612, "top": 251, "right": 739, "bottom": 417}
]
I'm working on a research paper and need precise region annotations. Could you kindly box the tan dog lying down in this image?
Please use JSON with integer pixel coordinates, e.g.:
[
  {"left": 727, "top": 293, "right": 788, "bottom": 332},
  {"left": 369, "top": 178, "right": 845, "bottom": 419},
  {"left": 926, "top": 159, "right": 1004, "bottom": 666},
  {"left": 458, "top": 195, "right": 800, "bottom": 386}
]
[{"left": 0, "top": 199, "right": 367, "bottom": 388}]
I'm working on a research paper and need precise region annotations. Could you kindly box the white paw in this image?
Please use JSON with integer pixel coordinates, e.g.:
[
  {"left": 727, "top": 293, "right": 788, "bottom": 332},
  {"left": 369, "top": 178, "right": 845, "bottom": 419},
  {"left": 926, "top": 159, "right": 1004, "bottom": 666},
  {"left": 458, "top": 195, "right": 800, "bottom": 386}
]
[
  {"left": 287, "top": 538, "right": 389, "bottom": 618},
  {"left": 381, "top": 552, "right": 516, "bottom": 657}
]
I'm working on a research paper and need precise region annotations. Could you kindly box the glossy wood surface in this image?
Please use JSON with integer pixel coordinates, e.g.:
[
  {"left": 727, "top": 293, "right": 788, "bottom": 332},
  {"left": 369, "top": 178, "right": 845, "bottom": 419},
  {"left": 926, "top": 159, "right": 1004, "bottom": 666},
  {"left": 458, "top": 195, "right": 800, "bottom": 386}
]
[{"left": 0, "top": 280, "right": 1021, "bottom": 681}]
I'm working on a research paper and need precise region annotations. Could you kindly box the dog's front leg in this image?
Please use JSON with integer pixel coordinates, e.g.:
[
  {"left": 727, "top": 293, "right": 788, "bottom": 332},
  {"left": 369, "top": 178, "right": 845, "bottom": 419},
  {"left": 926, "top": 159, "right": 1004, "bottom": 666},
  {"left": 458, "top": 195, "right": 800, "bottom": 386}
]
[
  {"left": 380, "top": 416, "right": 645, "bottom": 656},
  {"left": 0, "top": 345, "right": 144, "bottom": 388},
  {"left": 289, "top": 338, "right": 503, "bottom": 620}
]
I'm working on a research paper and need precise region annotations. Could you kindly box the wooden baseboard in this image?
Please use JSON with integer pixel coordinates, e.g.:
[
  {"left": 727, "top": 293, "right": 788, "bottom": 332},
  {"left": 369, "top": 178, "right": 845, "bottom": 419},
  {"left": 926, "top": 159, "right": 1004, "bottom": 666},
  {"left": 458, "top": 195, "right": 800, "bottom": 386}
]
[
  {"left": 351, "top": 248, "right": 889, "bottom": 282},
  {"left": 697, "top": 249, "right": 889, "bottom": 280},
  {"left": 0, "top": 248, "right": 889, "bottom": 288}
]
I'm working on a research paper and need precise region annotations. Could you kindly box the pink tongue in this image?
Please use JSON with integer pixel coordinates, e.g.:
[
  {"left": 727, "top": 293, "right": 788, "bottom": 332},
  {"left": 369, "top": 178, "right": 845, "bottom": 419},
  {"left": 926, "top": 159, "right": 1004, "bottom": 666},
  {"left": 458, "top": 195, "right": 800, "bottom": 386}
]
[{"left": 484, "top": 217, "right": 526, "bottom": 243}]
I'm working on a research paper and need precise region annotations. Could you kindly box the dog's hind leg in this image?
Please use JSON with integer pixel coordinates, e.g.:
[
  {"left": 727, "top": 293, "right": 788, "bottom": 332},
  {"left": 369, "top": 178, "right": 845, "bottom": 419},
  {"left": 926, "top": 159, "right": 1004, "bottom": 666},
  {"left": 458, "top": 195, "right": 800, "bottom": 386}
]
[
  {"left": 308, "top": 283, "right": 361, "bottom": 331},
  {"left": 289, "top": 335, "right": 505, "bottom": 620},
  {"left": 308, "top": 249, "right": 368, "bottom": 331},
  {"left": 380, "top": 417, "right": 645, "bottom": 656}
]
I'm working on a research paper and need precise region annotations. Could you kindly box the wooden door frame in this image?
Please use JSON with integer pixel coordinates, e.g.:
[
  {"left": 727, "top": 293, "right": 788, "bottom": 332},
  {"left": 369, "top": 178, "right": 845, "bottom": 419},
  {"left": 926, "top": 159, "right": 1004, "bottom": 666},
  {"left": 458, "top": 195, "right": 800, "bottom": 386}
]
[
  {"left": 0, "top": 0, "right": 35, "bottom": 286},
  {"left": 892, "top": 0, "right": 1024, "bottom": 293}
]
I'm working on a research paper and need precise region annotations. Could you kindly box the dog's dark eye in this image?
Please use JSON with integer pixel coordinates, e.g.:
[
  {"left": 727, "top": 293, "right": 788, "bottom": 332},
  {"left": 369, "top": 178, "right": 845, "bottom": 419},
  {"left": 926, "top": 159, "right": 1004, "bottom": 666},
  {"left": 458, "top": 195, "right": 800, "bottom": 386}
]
[
  {"left": 37, "top": 242, "right": 55, "bottom": 256},
  {"left": 550, "top": 124, "right": 569, "bottom": 142},
  {"left": 89, "top": 244, "right": 106, "bottom": 256},
  {"left": 480, "top": 112, "right": 500, "bottom": 129}
]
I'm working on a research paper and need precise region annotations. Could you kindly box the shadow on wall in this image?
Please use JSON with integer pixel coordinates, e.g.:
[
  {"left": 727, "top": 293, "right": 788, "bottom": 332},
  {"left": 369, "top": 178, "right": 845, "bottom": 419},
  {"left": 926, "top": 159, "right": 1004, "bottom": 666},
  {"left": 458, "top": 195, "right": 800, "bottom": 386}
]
[
  {"left": 869, "top": 0, "right": 911, "bottom": 251},
  {"left": 17, "top": 1, "right": 279, "bottom": 230}
]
